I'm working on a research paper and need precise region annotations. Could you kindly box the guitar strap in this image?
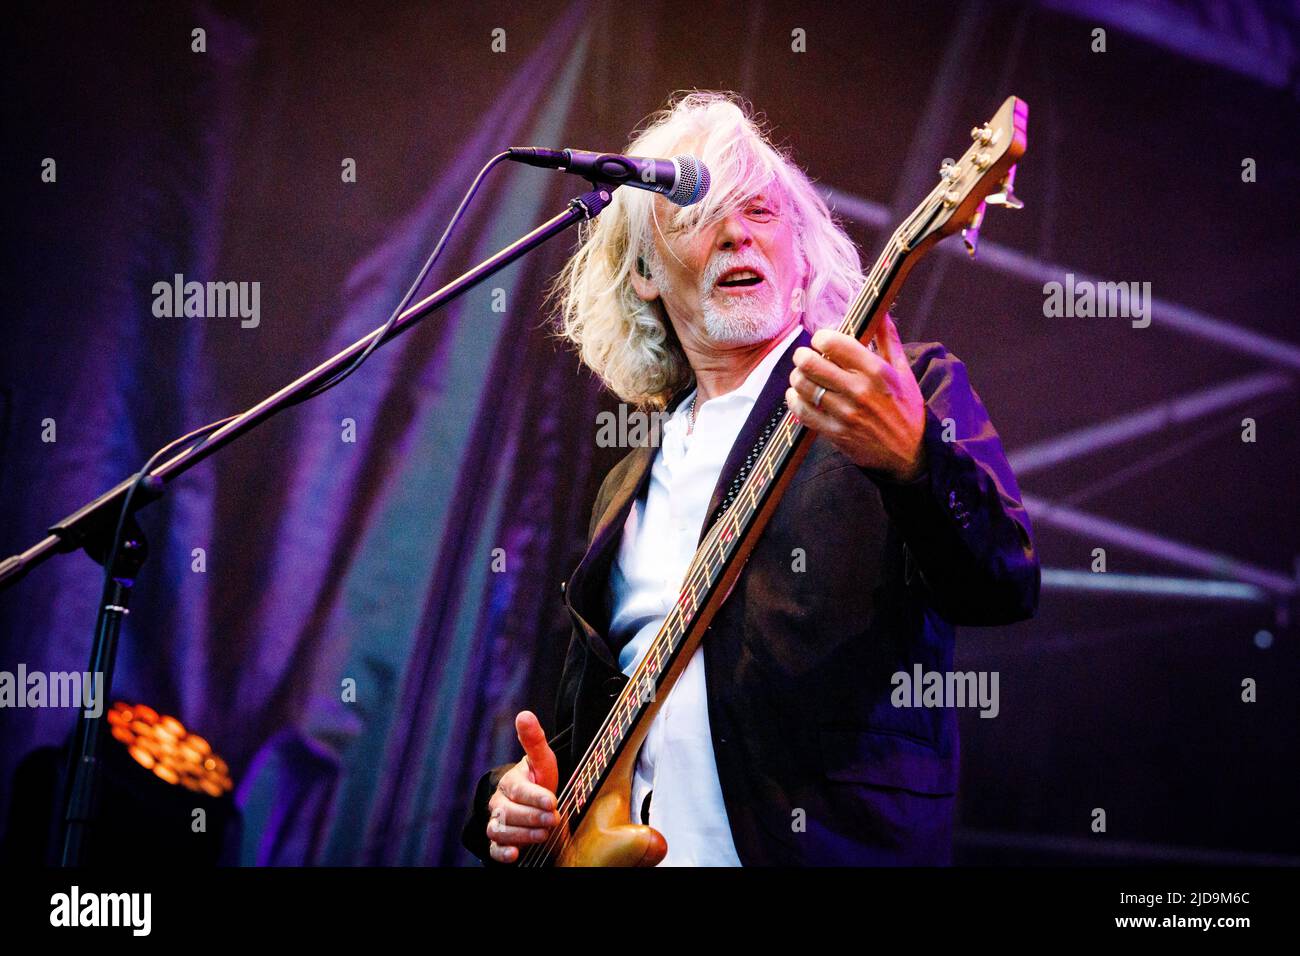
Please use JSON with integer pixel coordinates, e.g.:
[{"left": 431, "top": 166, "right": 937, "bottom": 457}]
[{"left": 702, "top": 399, "right": 790, "bottom": 536}]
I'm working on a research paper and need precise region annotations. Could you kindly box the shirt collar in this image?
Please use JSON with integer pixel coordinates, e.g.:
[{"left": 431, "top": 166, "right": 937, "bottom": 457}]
[
  {"left": 664, "top": 322, "right": 805, "bottom": 420},
  {"left": 731, "top": 323, "right": 803, "bottom": 404},
  {"left": 678, "top": 322, "right": 803, "bottom": 416}
]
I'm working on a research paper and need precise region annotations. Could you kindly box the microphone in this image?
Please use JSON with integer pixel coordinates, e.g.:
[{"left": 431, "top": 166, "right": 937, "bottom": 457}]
[{"left": 506, "top": 147, "right": 710, "bottom": 206}]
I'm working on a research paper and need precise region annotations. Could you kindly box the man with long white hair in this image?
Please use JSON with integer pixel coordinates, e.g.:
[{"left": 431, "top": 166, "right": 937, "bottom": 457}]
[{"left": 462, "top": 91, "right": 1039, "bottom": 865}]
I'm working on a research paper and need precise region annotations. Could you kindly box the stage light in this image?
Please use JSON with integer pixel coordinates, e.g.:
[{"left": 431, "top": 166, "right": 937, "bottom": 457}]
[
  {"left": 106, "top": 701, "right": 234, "bottom": 799},
  {"left": 1, "top": 701, "right": 242, "bottom": 866}
]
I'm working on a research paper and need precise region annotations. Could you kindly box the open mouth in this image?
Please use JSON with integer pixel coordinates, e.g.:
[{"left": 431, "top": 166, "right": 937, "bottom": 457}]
[{"left": 716, "top": 268, "right": 766, "bottom": 289}]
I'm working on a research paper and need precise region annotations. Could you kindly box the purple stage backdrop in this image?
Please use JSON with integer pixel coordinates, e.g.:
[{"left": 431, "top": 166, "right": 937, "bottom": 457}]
[{"left": 1, "top": 0, "right": 1297, "bottom": 865}]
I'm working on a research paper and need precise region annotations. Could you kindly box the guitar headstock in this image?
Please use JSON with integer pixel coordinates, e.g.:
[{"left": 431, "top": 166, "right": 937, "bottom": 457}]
[{"left": 911, "top": 95, "right": 1028, "bottom": 257}]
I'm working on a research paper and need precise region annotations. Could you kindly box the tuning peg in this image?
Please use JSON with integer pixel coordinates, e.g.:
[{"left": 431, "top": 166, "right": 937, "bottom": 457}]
[
  {"left": 962, "top": 201, "right": 987, "bottom": 258},
  {"left": 985, "top": 164, "right": 1024, "bottom": 210}
]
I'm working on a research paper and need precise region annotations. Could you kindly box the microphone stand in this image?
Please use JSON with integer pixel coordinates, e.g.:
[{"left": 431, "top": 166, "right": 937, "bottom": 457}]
[{"left": 0, "top": 179, "right": 623, "bottom": 866}]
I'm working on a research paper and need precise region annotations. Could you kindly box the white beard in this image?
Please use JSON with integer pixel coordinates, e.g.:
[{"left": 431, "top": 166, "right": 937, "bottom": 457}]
[
  {"left": 651, "top": 247, "right": 789, "bottom": 347},
  {"left": 700, "top": 282, "right": 786, "bottom": 345}
]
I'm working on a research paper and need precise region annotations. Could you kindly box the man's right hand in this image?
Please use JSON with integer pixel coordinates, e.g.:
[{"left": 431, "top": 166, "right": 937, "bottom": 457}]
[{"left": 486, "top": 710, "right": 560, "bottom": 864}]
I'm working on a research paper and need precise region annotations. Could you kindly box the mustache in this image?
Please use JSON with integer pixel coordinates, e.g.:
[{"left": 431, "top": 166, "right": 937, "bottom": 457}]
[{"left": 702, "top": 252, "right": 772, "bottom": 291}]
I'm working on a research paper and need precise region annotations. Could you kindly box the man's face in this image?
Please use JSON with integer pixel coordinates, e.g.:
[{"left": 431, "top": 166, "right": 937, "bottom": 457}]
[{"left": 642, "top": 181, "right": 805, "bottom": 349}]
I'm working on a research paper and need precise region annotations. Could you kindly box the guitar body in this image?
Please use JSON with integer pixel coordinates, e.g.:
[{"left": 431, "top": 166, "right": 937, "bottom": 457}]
[
  {"left": 557, "top": 716, "right": 666, "bottom": 866},
  {"left": 557, "top": 593, "right": 698, "bottom": 866}
]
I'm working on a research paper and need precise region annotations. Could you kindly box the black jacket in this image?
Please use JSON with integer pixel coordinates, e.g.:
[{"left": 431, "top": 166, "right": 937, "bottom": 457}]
[{"left": 462, "top": 328, "right": 1039, "bottom": 865}]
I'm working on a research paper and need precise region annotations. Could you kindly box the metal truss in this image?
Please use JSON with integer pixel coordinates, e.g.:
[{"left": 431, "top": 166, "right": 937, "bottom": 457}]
[{"left": 822, "top": 184, "right": 1297, "bottom": 617}]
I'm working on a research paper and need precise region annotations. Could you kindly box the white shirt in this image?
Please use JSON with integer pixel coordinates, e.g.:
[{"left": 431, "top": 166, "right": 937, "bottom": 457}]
[{"left": 607, "top": 324, "right": 801, "bottom": 866}]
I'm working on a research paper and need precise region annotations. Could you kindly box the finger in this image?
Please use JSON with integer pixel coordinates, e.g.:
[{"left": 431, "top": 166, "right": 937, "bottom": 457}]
[
  {"left": 486, "top": 813, "right": 552, "bottom": 847},
  {"left": 490, "top": 793, "right": 558, "bottom": 828},
  {"left": 811, "top": 328, "right": 888, "bottom": 378},
  {"left": 789, "top": 369, "right": 849, "bottom": 418},
  {"left": 791, "top": 346, "right": 858, "bottom": 396},
  {"left": 873, "top": 313, "right": 910, "bottom": 374},
  {"left": 515, "top": 711, "right": 559, "bottom": 793},
  {"left": 489, "top": 842, "right": 519, "bottom": 863},
  {"left": 786, "top": 386, "right": 845, "bottom": 438},
  {"left": 499, "top": 771, "right": 558, "bottom": 812}
]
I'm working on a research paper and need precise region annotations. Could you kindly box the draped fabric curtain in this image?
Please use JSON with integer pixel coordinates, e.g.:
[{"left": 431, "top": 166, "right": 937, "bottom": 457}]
[{"left": 0, "top": 0, "right": 640, "bottom": 865}]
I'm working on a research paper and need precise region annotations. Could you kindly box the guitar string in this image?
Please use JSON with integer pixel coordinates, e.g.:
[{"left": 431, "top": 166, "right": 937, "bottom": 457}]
[{"left": 519, "top": 181, "right": 948, "bottom": 866}]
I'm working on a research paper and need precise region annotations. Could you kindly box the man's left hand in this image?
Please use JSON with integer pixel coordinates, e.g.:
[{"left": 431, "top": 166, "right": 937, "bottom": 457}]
[{"left": 786, "top": 313, "right": 926, "bottom": 481}]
